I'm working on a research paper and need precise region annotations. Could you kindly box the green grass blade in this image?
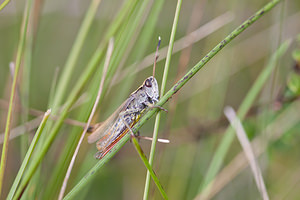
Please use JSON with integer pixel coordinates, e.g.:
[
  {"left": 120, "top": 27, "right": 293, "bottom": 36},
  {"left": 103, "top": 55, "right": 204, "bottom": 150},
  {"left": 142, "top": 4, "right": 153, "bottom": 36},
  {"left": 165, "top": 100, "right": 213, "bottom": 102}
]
[
  {"left": 51, "top": 0, "right": 103, "bottom": 111},
  {"left": 63, "top": 133, "right": 130, "bottom": 199},
  {"left": 143, "top": 0, "right": 183, "bottom": 199},
  {"left": 0, "top": 0, "right": 10, "bottom": 11},
  {"left": 131, "top": 136, "right": 169, "bottom": 200},
  {"left": 19, "top": 20, "right": 33, "bottom": 159},
  {"left": 198, "top": 39, "right": 291, "bottom": 196},
  {"left": 7, "top": 109, "right": 51, "bottom": 200},
  {"left": 0, "top": 0, "right": 33, "bottom": 196}
]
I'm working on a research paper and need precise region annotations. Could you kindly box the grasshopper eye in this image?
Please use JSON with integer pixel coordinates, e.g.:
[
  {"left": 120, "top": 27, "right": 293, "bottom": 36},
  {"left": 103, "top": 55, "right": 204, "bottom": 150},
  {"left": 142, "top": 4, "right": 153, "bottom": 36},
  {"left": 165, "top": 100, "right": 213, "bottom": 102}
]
[{"left": 145, "top": 79, "right": 152, "bottom": 87}]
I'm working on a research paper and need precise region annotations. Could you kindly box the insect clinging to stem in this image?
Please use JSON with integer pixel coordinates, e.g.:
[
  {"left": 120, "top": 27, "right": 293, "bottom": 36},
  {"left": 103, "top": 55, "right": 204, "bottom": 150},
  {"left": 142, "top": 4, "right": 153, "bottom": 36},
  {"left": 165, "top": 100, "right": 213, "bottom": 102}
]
[{"left": 87, "top": 37, "right": 168, "bottom": 159}]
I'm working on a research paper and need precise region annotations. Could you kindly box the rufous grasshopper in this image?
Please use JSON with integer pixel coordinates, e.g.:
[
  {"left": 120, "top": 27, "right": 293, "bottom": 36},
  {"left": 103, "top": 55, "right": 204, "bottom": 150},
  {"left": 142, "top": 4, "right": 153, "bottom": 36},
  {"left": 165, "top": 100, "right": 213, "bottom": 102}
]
[{"left": 87, "top": 38, "right": 166, "bottom": 159}]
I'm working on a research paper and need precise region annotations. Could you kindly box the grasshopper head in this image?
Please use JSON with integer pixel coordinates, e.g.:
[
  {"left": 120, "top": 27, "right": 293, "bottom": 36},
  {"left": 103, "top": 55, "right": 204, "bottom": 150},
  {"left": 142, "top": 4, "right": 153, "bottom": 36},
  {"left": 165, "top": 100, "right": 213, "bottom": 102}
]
[{"left": 143, "top": 76, "right": 159, "bottom": 103}]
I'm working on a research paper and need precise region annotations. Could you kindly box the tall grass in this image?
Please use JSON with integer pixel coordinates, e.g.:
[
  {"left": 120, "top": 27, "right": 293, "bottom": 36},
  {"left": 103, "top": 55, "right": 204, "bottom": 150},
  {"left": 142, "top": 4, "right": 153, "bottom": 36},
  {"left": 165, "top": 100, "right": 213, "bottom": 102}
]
[{"left": 1, "top": 0, "right": 299, "bottom": 199}]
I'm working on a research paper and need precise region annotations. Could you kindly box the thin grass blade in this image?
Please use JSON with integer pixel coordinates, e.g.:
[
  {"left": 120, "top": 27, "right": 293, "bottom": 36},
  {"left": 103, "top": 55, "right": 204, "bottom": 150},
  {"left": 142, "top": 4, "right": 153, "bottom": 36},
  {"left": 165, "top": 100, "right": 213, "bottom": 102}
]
[
  {"left": 7, "top": 109, "right": 51, "bottom": 200},
  {"left": 0, "top": 0, "right": 33, "bottom": 196},
  {"left": 131, "top": 136, "right": 169, "bottom": 200},
  {"left": 144, "top": 0, "right": 183, "bottom": 199},
  {"left": 224, "top": 106, "right": 269, "bottom": 200}
]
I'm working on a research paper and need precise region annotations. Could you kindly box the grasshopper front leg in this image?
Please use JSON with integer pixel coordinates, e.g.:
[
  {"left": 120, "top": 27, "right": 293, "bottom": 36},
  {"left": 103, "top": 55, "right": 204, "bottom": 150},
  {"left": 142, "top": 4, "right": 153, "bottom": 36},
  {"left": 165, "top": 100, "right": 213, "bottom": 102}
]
[{"left": 145, "top": 102, "right": 168, "bottom": 113}]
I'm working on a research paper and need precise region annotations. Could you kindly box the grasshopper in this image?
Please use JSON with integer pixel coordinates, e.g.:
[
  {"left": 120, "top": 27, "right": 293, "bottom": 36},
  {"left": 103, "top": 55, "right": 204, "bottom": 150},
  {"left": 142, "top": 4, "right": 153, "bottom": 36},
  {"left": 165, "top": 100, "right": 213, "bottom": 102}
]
[
  {"left": 87, "top": 76, "right": 163, "bottom": 159},
  {"left": 88, "top": 37, "right": 165, "bottom": 159},
  {"left": 88, "top": 37, "right": 166, "bottom": 159}
]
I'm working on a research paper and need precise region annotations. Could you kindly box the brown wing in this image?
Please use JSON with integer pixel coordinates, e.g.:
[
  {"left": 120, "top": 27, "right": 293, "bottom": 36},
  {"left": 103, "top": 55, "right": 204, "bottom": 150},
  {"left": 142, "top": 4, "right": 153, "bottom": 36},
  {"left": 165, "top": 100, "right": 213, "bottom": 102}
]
[{"left": 87, "top": 96, "right": 133, "bottom": 144}]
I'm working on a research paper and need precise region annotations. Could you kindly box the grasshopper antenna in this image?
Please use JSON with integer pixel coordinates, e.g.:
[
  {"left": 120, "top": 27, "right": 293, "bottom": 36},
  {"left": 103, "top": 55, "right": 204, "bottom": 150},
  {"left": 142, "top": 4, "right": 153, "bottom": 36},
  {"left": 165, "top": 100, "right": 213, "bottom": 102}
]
[{"left": 153, "top": 36, "right": 161, "bottom": 78}]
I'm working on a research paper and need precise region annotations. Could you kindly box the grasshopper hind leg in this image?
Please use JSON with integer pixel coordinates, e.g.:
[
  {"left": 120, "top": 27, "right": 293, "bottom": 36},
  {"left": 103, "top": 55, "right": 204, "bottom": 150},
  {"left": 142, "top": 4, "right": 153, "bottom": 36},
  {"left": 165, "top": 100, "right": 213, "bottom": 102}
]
[
  {"left": 119, "top": 109, "right": 140, "bottom": 137},
  {"left": 129, "top": 131, "right": 140, "bottom": 143},
  {"left": 95, "top": 151, "right": 104, "bottom": 159},
  {"left": 95, "top": 109, "right": 140, "bottom": 159}
]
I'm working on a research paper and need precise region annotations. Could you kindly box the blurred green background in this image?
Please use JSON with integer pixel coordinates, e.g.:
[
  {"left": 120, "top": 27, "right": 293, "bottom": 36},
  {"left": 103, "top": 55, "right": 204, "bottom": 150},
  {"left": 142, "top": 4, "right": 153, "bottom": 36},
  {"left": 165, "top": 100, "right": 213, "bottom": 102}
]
[{"left": 1, "top": 0, "right": 300, "bottom": 199}]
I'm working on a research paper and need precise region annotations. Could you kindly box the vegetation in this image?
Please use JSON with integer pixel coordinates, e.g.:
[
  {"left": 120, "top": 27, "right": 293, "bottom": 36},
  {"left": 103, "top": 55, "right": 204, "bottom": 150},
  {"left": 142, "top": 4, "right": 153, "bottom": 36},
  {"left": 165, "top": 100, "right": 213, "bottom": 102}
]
[{"left": 0, "top": 0, "right": 299, "bottom": 199}]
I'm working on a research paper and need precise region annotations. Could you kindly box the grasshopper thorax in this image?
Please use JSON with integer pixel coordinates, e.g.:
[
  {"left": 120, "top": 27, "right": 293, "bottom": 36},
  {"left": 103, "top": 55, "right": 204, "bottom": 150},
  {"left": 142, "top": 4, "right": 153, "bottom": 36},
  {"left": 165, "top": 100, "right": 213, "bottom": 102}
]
[{"left": 143, "top": 76, "right": 159, "bottom": 103}]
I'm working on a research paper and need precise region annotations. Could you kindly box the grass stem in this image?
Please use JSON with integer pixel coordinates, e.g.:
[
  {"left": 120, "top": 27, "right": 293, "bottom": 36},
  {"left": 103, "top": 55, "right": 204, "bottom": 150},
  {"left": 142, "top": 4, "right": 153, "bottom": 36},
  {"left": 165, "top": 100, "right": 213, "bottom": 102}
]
[
  {"left": 0, "top": 0, "right": 33, "bottom": 196},
  {"left": 143, "top": 0, "right": 183, "bottom": 199}
]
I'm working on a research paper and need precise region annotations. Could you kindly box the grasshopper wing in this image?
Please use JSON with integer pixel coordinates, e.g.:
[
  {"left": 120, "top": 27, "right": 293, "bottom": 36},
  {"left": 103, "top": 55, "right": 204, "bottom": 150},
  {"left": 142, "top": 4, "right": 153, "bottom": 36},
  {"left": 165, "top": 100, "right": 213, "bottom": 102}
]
[{"left": 87, "top": 97, "right": 133, "bottom": 144}]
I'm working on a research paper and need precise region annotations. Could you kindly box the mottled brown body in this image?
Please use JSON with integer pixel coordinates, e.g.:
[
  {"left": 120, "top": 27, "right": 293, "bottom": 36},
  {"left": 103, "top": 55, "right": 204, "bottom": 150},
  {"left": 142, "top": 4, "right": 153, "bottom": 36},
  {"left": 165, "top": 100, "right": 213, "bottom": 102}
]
[{"left": 88, "top": 76, "right": 159, "bottom": 159}]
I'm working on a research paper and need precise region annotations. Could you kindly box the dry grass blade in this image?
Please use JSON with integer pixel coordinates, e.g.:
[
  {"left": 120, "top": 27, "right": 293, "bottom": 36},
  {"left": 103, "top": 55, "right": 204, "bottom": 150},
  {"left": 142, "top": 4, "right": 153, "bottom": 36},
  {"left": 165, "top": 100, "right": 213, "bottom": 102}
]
[
  {"left": 224, "top": 106, "right": 269, "bottom": 200},
  {"left": 58, "top": 38, "right": 114, "bottom": 200},
  {"left": 0, "top": 117, "right": 41, "bottom": 144},
  {"left": 196, "top": 99, "right": 300, "bottom": 200},
  {"left": 194, "top": 145, "right": 264, "bottom": 200}
]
